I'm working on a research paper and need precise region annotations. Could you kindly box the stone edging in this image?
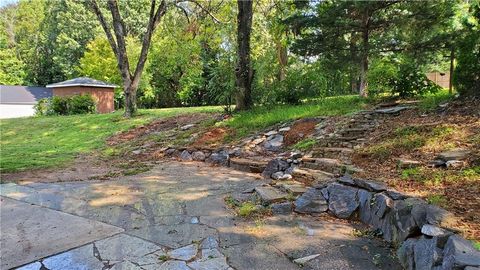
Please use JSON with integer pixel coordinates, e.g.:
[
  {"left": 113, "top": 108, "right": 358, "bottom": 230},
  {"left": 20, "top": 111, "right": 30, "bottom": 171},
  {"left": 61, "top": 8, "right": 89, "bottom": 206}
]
[{"left": 295, "top": 175, "right": 480, "bottom": 270}]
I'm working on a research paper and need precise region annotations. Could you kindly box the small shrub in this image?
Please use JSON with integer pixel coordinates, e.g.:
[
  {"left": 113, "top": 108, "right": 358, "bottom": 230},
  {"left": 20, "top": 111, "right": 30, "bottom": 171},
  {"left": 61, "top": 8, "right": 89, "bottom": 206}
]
[
  {"left": 238, "top": 202, "right": 257, "bottom": 218},
  {"left": 69, "top": 94, "right": 96, "bottom": 114},
  {"left": 50, "top": 96, "right": 69, "bottom": 115},
  {"left": 35, "top": 94, "right": 96, "bottom": 116}
]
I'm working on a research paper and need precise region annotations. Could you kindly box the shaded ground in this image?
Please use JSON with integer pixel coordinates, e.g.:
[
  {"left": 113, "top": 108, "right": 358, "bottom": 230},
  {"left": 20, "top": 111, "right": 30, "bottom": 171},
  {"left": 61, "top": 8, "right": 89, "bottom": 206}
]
[
  {"left": 1, "top": 161, "right": 398, "bottom": 270},
  {"left": 352, "top": 98, "right": 480, "bottom": 240}
]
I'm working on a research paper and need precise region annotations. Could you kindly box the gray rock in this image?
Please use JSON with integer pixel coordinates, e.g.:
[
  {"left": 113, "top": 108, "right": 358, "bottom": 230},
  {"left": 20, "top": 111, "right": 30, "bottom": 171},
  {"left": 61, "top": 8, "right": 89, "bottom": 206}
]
[
  {"left": 294, "top": 188, "right": 328, "bottom": 214},
  {"left": 465, "top": 267, "right": 480, "bottom": 270},
  {"left": 159, "top": 260, "right": 191, "bottom": 270},
  {"left": 414, "top": 236, "right": 442, "bottom": 270},
  {"left": 279, "top": 127, "right": 291, "bottom": 132},
  {"left": 262, "top": 159, "right": 289, "bottom": 178},
  {"left": 206, "top": 151, "right": 229, "bottom": 166},
  {"left": 188, "top": 257, "right": 230, "bottom": 270},
  {"left": 255, "top": 186, "right": 288, "bottom": 204},
  {"left": 271, "top": 171, "right": 284, "bottom": 180},
  {"left": 180, "top": 150, "right": 193, "bottom": 161},
  {"left": 180, "top": 124, "right": 195, "bottom": 131},
  {"left": 397, "top": 158, "right": 421, "bottom": 169},
  {"left": 326, "top": 183, "right": 359, "bottom": 219},
  {"left": 353, "top": 178, "right": 387, "bottom": 192},
  {"left": 337, "top": 175, "right": 355, "bottom": 186},
  {"left": 446, "top": 160, "right": 465, "bottom": 169},
  {"left": 264, "top": 130, "right": 278, "bottom": 136},
  {"left": 168, "top": 244, "right": 198, "bottom": 261},
  {"left": 200, "top": 236, "right": 219, "bottom": 249},
  {"left": 393, "top": 200, "right": 418, "bottom": 243},
  {"left": 437, "top": 148, "right": 471, "bottom": 161},
  {"left": 428, "top": 159, "right": 447, "bottom": 168},
  {"left": 421, "top": 224, "right": 451, "bottom": 237},
  {"left": 357, "top": 189, "right": 373, "bottom": 225},
  {"left": 192, "top": 151, "right": 206, "bottom": 161},
  {"left": 385, "top": 189, "right": 408, "bottom": 200},
  {"left": 320, "top": 187, "right": 329, "bottom": 201},
  {"left": 425, "top": 204, "right": 458, "bottom": 229},
  {"left": 264, "top": 134, "right": 284, "bottom": 151},
  {"left": 132, "top": 149, "right": 142, "bottom": 155},
  {"left": 271, "top": 202, "right": 293, "bottom": 215},
  {"left": 372, "top": 193, "right": 393, "bottom": 219},
  {"left": 442, "top": 235, "right": 480, "bottom": 270},
  {"left": 290, "top": 152, "right": 302, "bottom": 159},
  {"left": 165, "top": 148, "right": 176, "bottom": 155},
  {"left": 279, "top": 173, "right": 292, "bottom": 180},
  {"left": 293, "top": 254, "right": 320, "bottom": 265},
  {"left": 397, "top": 238, "right": 417, "bottom": 270},
  {"left": 375, "top": 106, "right": 410, "bottom": 114}
]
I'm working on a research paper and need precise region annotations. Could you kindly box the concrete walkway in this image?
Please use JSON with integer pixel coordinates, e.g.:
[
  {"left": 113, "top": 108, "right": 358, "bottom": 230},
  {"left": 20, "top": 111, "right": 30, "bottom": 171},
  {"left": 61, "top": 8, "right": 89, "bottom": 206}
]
[{"left": 0, "top": 161, "right": 399, "bottom": 270}]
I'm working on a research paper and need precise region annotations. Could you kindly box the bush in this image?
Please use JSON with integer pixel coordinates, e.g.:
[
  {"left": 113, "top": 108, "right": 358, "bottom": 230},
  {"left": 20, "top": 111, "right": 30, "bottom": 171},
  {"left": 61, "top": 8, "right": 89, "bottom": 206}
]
[
  {"left": 35, "top": 94, "right": 96, "bottom": 116},
  {"left": 69, "top": 94, "right": 96, "bottom": 114}
]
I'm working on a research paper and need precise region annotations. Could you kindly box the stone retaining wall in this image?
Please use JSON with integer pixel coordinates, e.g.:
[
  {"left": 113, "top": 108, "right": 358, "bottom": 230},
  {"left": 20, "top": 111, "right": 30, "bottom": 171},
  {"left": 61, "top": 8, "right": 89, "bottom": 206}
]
[{"left": 295, "top": 176, "right": 480, "bottom": 270}]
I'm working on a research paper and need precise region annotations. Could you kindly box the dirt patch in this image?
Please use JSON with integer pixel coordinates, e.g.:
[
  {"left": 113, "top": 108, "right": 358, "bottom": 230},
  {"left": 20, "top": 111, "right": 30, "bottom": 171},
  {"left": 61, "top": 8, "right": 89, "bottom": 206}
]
[
  {"left": 284, "top": 119, "right": 318, "bottom": 145},
  {"left": 352, "top": 99, "right": 480, "bottom": 240},
  {"left": 107, "top": 113, "right": 215, "bottom": 146},
  {"left": 191, "top": 127, "right": 231, "bottom": 147}
]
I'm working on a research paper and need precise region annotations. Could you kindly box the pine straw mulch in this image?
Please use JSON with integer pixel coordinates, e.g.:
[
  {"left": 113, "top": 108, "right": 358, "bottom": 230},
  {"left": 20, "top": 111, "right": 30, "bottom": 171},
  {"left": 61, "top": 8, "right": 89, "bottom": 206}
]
[{"left": 352, "top": 98, "right": 480, "bottom": 240}]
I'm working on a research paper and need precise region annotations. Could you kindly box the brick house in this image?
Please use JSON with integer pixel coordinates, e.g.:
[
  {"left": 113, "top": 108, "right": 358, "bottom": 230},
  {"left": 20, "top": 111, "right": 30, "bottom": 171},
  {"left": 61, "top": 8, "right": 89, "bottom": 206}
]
[{"left": 46, "top": 77, "right": 117, "bottom": 113}]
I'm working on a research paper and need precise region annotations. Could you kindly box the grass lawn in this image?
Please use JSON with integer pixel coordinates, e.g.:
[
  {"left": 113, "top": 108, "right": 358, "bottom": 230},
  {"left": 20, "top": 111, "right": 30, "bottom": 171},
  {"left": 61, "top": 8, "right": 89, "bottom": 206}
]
[
  {"left": 223, "top": 95, "right": 369, "bottom": 138},
  {"left": 0, "top": 106, "right": 220, "bottom": 173}
]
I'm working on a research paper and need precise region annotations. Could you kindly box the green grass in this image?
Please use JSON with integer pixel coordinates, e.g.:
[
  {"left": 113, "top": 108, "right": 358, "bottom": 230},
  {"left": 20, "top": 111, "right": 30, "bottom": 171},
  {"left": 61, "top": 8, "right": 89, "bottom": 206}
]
[
  {"left": 292, "top": 138, "right": 317, "bottom": 151},
  {"left": 238, "top": 202, "right": 258, "bottom": 218},
  {"left": 223, "top": 95, "right": 368, "bottom": 138},
  {"left": 0, "top": 106, "right": 220, "bottom": 173},
  {"left": 418, "top": 89, "right": 454, "bottom": 111}
]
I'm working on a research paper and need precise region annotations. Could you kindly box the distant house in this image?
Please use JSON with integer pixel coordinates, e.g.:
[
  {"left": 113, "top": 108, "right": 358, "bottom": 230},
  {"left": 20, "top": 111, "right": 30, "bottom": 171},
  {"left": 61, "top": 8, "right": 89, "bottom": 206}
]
[
  {"left": 426, "top": 72, "right": 450, "bottom": 89},
  {"left": 0, "top": 77, "right": 117, "bottom": 119},
  {"left": 0, "top": 86, "right": 52, "bottom": 119},
  {"left": 46, "top": 77, "right": 117, "bottom": 114}
]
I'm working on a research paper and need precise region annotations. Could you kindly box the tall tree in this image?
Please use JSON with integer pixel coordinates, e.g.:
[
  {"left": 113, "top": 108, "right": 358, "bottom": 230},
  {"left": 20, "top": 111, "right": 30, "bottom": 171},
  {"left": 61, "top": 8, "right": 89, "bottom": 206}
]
[
  {"left": 86, "top": 0, "right": 167, "bottom": 117},
  {"left": 235, "top": 0, "right": 254, "bottom": 110}
]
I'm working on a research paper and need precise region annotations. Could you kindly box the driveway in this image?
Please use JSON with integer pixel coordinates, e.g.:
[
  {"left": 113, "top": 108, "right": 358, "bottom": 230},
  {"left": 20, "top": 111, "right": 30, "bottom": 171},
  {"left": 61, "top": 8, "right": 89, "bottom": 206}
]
[{"left": 0, "top": 161, "right": 399, "bottom": 269}]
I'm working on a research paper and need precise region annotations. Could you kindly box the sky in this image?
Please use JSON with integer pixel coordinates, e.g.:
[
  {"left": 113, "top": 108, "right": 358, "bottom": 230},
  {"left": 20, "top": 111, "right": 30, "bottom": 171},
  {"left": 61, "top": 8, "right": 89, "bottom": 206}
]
[{"left": 0, "top": 0, "right": 18, "bottom": 8}]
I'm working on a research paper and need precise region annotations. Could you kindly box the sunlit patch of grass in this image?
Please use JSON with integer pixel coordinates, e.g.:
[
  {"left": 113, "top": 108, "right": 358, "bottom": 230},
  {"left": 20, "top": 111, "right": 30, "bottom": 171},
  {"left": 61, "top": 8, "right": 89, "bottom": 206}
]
[
  {"left": 418, "top": 90, "right": 454, "bottom": 112},
  {"left": 238, "top": 202, "right": 258, "bottom": 218},
  {"left": 223, "top": 95, "right": 368, "bottom": 138},
  {"left": 292, "top": 138, "right": 317, "bottom": 151},
  {"left": 0, "top": 106, "right": 221, "bottom": 173},
  {"left": 359, "top": 125, "right": 457, "bottom": 160},
  {"left": 473, "top": 241, "right": 480, "bottom": 251},
  {"left": 426, "top": 194, "right": 447, "bottom": 207}
]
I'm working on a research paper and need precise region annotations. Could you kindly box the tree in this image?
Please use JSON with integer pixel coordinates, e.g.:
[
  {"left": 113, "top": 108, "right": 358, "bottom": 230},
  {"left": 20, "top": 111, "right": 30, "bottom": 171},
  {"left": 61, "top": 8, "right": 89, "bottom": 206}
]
[
  {"left": 235, "top": 0, "right": 254, "bottom": 110},
  {"left": 86, "top": 0, "right": 167, "bottom": 117}
]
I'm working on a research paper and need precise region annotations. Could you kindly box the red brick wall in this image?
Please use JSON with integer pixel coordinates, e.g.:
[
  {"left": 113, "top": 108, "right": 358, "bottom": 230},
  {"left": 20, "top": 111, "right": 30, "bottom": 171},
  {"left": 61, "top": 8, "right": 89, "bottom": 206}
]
[{"left": 52, "top": 86, "right": 114, "bottom": 113}]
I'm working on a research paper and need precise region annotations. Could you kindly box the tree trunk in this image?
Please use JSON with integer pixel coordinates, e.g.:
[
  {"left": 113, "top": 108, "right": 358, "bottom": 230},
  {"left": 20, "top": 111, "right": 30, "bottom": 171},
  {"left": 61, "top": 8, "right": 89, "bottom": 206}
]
[
  {"left": 276, "top": 41, "right": 287, "bottom": 81},
  {"left": 359, "top": 10, "right": 369, "bottom": 98},
  {"left": 449, "top": 46, "right": 454, "bottom": 94},
  {"left": 235, "top": 0, "right": 254, "bottom": 111}
]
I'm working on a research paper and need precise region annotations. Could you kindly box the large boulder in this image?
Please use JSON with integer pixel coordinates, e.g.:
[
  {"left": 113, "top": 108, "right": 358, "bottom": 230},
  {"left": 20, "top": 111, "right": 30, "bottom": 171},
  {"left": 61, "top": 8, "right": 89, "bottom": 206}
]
[
  {"left": 206, "top": 150, "right": 229, "bottom": 166},
  {"left": 326, "top": 183, "right": 359, "bottom": 219},
  {"left": 413, "top": 236, "right": 443, "bottom": 270},
  {"left": 442, "top": 235, "right": 480, "bottom": 270},
  {"left": 393, "top": 200, "right": 419, "bottom": 243},
  {"left": 262, "top": 158, "right": 289, "bottom": 178},
  {"left": 397, "top": 238, "right": 418, "bottom": 270},
  {"left": 357, "top": 189, "right": 373, "bottom": 225},
  {"left": 294, "top": 188, "right": 328, "bottom": 214}
]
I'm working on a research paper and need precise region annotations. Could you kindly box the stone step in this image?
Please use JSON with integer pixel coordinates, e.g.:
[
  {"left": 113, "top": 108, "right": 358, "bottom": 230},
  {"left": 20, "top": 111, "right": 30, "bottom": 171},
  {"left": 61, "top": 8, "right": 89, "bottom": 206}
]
[
  {"left": 229, "top": 158, "right": 268, "bottom": 173},
  {"left": 274, "top": 181, "right": 308, "bottom": 195},
  {"left": 310, "top": 147, "right": 353, "bottom": 163},
  {"left": 339, "top": 128, "right": 370, "bottom": 137},
  {"left": 291, "top": 167, "right": 334, "bottom": 186},
  {"left": 255, "top": 186, "right": 288, "bottom": 203},
  {"left": 301, "top": 157, "right": 344, "bottom": 174}
]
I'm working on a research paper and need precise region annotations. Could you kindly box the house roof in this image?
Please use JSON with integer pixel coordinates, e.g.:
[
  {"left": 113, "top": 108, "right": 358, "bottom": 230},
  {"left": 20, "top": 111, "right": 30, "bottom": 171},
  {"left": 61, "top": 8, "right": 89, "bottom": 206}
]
[
  {"left": 0, "top": 85, "right": 52, "bottom": 105},
  {"left": 46, "top": 77, "right": 118, "bottom": 89}
]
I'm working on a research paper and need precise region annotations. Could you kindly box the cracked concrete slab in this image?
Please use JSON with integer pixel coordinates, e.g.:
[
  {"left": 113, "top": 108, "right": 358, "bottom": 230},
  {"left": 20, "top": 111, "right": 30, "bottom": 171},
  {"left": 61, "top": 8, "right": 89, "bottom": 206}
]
[
  {"left": 1, "top": 161, "right": 399, "bottom": 269},
  {"left": 0, "top": 196, "right": 123, "bottom": 269}
]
